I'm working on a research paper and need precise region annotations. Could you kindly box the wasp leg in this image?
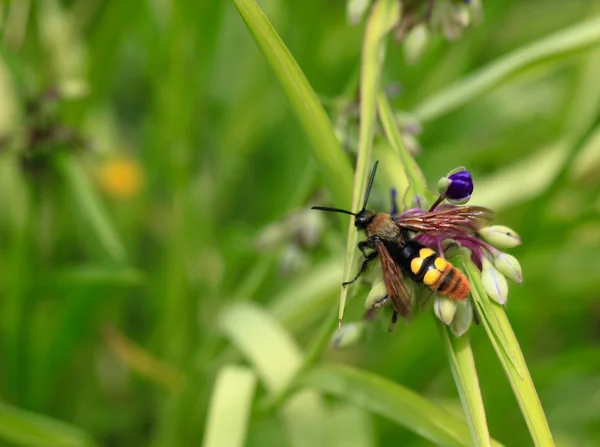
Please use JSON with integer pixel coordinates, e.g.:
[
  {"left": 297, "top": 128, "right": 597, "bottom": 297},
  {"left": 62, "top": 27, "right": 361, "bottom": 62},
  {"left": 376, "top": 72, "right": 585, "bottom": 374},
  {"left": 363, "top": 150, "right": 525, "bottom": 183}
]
[
  {"left": 357, "top": 240, "right": 373, "bottom": 258},
  {"left": 372, "top": 295, "right": 390, "bottom": 308},
  {"left": 342, "top": 250, "right": 378, "bottom": 287},
  {"left": 473, "top": 306, "right": 481, "bottom": 326},
  {"left": 437, "top": 240, "right": 445, "bottom": 259},
  {"left": 363, "top": 294, "right": 389, "bottom": 321},
  {"left": 388, "top": 310, "right": 399, "bottom": 332}
]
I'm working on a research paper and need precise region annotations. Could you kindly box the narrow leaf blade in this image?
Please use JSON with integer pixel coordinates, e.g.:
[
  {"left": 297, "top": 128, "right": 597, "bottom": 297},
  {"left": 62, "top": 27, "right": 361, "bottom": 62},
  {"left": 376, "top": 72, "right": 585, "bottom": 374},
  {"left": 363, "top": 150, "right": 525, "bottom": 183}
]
[
  {"left": 57, "top": 156, "right": 127, "bottom": 264},
  {"left": 415, "top": 16, "right": 600, "bottom": 122},
  {"left": 0, "top": 402, "right": 97, "bottom": 447},
  {"left": 465, "top": 261, "right": 555, "bottom": 447},
  {"left": 300, "top": 364, "right": 505, "bottom": 447},
  {"left": 232, "top": 0, "right": 353, "bottom": 205},
  {"left": 339, "top": 0, "right": 400, "bottom": 323},
  {"left": 439, "top": 324, "right": 492, "bottom": 447},
  {"left": 377, "top": 92, "right": 427, "bottom": 197}
]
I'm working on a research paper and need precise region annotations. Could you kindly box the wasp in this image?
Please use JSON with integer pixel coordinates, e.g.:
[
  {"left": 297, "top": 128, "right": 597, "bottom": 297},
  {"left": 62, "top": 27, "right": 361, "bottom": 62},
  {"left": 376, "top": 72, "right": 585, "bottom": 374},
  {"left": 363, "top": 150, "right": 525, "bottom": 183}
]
[{"left": 312, "top": 161, "right": 493, "bottom": 324}]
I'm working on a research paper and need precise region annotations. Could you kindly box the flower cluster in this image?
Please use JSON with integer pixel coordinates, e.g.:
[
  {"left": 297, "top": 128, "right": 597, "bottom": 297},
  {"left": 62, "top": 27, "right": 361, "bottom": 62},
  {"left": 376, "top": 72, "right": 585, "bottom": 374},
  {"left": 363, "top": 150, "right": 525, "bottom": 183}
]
[
  {"left": 2, "top": 86, "right": 88, "bottom": 182},
  {"left": 346, "top": 0, "right": 483, "bottom": 63},
  {"left": 391, "top": 167, "right": 521, "bottom": 336},
  {"left": 254, "top": 206, "right": 325, "bottom": 275}
]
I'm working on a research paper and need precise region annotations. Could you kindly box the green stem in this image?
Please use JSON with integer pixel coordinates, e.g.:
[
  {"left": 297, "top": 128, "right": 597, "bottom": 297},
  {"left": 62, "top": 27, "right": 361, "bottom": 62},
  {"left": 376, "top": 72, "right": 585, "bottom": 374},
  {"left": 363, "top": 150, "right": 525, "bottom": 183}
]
[{"left": 464, "top": 261, "right": 555, "bottom": 447}]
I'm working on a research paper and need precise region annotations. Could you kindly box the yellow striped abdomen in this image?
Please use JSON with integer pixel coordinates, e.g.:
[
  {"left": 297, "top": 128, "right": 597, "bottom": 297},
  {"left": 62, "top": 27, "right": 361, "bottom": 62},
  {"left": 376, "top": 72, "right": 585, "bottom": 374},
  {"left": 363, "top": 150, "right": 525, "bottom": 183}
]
[{"left": 400, "top": 242, "right": 470, "bottom": 300}]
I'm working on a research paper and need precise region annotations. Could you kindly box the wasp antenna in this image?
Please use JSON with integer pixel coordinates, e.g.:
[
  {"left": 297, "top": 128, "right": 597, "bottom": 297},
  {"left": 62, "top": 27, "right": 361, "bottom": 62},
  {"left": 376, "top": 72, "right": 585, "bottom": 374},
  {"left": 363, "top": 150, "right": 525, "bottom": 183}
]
[
  {"left": 311, "top": 206, "right": 356, "bottom": 216},
  {"left": 361, "top": 160, "right": 379, "bottom": 211}
]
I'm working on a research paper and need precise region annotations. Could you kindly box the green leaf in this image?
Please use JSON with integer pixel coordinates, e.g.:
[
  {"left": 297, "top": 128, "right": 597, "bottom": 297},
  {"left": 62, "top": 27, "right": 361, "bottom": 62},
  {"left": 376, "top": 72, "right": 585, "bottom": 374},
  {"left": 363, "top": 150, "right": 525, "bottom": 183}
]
[
  {"left": 202, "top": 365, "right": 257, "bottom": 447},
  {"left": 269, "top": 257, "right": 343, "bottom": 332},
  {"left": 339, "top": 0, "right": 400, "bottom": 324},
  {"left": 414, "top": 15, "right": 600, "bottom": 122},
  {"left": 464, "top": 261, "right": 555, "bottom": 447},
  {"left": 0, "top": 402, "right": 97, "bottom": 447},
  {"left": 300, "top": 364, "right": 505, "bottom": 447},
  {"left": 438, "top": 324, "right": 492, "bottom": 447},
  {"left": 219, "top": 302, "right": 330, "bottom": 447},
  {"left": 377, "top": 92, "right": 427, "bottom": 198},
  {"left": 220, "top": 303, "right": 303, "bottom": 392},
  {"left": 232, "top": 0, "right": 353, "bottom": 206},
  {"left": 57, "top": 156, "right": 127, "bottom": 265},
  {"left": 330, "top": 404, "right": 374, "bottom": 447}
]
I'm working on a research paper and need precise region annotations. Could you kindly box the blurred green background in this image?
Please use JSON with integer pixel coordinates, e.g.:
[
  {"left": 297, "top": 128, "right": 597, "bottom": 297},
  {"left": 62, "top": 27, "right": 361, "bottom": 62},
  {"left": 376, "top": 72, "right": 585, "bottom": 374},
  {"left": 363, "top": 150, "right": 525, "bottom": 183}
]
[{"left": 1, "top": 0, "right": 600, "bottom": 446}]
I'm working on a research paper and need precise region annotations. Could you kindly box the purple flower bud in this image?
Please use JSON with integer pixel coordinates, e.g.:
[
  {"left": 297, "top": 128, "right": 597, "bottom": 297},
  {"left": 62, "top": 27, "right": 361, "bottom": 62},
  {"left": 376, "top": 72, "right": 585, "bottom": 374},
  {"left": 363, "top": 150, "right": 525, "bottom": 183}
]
[{"left": 446, "top": 170, "right": 473, "bottom": 202}]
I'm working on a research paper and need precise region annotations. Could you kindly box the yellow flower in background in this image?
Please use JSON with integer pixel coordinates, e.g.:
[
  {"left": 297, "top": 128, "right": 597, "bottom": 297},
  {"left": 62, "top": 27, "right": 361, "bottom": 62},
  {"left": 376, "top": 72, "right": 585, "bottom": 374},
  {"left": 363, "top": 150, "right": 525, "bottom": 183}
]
[{"left": 98, "top": 156, "right": 144, "bottom": 199}]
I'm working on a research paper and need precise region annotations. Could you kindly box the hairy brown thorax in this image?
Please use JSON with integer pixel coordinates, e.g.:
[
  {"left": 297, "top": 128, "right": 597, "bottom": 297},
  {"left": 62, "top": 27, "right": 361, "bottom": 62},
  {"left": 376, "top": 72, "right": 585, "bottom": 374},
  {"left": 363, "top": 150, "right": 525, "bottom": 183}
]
[{"left": 367, "top": 214, "right": 404, "bottom": 241}]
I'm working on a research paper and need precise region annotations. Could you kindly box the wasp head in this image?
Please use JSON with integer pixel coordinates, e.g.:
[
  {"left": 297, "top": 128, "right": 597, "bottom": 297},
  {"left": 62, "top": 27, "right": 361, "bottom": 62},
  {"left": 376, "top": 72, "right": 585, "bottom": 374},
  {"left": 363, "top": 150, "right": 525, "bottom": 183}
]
[{"left": 354, "top": 210, "right": 376, "bottom": 230}]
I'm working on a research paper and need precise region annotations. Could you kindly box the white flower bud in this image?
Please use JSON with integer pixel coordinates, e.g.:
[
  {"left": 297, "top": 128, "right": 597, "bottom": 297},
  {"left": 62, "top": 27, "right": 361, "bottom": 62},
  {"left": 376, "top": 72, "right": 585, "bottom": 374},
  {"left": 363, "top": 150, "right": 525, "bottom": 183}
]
[
  {"left": 481, "top": 257, "right": 509, "bottom": 305},
  {"left": 434, "top": 296, "right": 457, "bottom": 325},
  {"left": 494, "top": 252, "right": 523, "bottom": 284},
  {"left": 346, "top": 0, "right": 372, "bottom": 25},
  {"left": 331, "top": 322, "right": 365, "bottom": 349},
  {"left": 479, "top": 225, "right": 521, "bottom": 248},
  {"left": 450, "top": 299, "right": 473, "bottom": 337},
  {"left": 404, "top": 24, "right": 430, "bottom": 65}
]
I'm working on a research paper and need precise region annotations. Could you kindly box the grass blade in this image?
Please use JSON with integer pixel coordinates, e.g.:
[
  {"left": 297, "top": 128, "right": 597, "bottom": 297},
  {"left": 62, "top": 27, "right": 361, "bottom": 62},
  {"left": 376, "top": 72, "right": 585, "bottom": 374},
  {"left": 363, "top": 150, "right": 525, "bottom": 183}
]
[
  {"left": 465, "top": 261, "right": 555, "bottom": 447},
  {"left": 338, "top": 0, "right": 400, "bottom": 324},
  {"left": 232, "top": 0, "right": 353, "bottom": 206},
  {"left": 202, "top": 365, "right": 257, "bottom": 447},
  {"left": 0, "top": 402, "right": 97, "bottom": 447},
  {"left": 300, "top": 364, "right": 504, "bottom": 447},
  {"left": 438, "top": 324, "right": 492, "bottom": 447},
  {"left": 414, "top": 15, "right": 600, "bottom": 122},
  {"left": 219, "top": 302, "right": 330, "bottom": 447},
  {"left": 377, "top": 92, "right": 427, "bottom": 198},
  {"left": 57, "top": 155, "right": 127, "bottom": 264}
]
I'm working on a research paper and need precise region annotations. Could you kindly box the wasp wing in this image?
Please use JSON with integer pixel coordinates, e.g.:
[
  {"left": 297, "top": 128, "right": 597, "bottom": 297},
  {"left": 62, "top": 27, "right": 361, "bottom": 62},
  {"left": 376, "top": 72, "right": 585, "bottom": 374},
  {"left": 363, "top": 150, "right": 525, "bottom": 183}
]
[
  {"left": 374, "top": 240, "right": 413, "bottom": 318},
  {"left": 393, "top": 205, "right": 494, "bottom": 235}
]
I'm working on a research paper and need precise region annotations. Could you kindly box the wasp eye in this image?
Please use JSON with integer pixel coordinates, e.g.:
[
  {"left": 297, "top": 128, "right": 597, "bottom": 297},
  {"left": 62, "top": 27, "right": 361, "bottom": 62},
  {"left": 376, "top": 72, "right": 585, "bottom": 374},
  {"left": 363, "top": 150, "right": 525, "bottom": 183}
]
[{"left": 355, "top": 211, "right": 374, "bottom": 228}]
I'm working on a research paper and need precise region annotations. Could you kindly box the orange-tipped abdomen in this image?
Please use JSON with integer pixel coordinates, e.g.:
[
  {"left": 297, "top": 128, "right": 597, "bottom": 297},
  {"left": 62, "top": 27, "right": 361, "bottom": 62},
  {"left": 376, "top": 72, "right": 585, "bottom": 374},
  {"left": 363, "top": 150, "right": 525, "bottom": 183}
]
[{"left": 433, "top": 264, "right": 470, "bottom": 300}]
